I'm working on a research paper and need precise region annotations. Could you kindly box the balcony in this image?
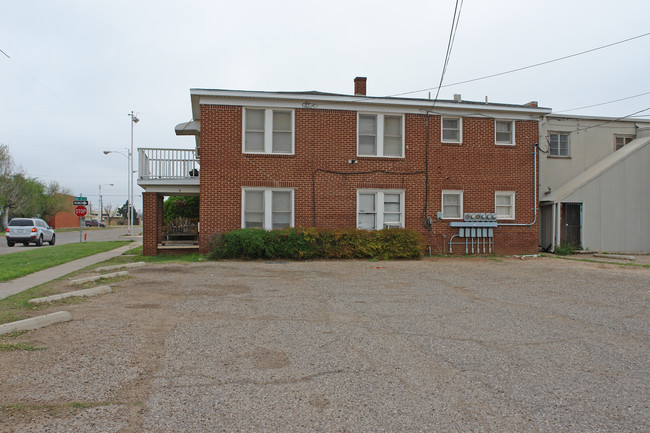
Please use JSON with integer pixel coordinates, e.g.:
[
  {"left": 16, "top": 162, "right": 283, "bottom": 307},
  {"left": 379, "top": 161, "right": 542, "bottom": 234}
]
[{"left": 137, "top": 148, "right": 200, "bottom": 193}]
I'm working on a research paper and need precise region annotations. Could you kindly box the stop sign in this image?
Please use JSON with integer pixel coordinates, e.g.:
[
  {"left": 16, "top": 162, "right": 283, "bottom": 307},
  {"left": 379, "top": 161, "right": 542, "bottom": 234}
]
[{"left": 74, "top": 206, "right": 87, "bottom": 217}]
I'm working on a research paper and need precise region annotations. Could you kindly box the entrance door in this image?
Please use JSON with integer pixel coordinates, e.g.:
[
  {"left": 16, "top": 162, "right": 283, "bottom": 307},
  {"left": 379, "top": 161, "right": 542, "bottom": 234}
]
[{"left": 561, "top": 203, "right": 582, "bottom": 248}]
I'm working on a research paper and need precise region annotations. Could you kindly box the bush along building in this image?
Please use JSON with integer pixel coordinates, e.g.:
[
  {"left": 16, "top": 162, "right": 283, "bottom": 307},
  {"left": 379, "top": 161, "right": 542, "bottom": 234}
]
[{"left": 137, "top": 77, "right": 551, "bottom": 256}]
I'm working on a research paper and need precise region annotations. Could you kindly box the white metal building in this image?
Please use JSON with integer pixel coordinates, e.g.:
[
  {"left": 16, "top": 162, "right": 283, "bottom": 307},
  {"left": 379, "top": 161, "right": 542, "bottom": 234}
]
[{"left": 539, "top": 134, "right": 650, "bottom": 252}]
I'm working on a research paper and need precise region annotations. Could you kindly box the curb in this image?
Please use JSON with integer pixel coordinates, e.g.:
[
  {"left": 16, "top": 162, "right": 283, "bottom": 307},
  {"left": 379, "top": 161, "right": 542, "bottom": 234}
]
[
  {"left": 95, "top": 262, "right": 146, "bottom": 272},
  {"left": 0, "top": 311, "right": 72, "bottom": 335},
  {"left": 69, "top": 271, "right": 129, "bottom": 286},
  {"left": 592, "top": 253, "right": 635, "bottom": 261},
  {"left": 28, "top": 286, "right": 112, "bottom": 304}
]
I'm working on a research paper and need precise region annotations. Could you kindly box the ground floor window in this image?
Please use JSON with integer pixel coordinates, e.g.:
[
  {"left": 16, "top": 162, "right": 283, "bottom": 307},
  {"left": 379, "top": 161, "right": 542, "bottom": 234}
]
[
  {"left": 242, "top": 188, "right": 293, "bottom": 230},
  {"left": 441, "top": 190, "right": 463, "bottom": 219},
  {"left": 495, "top": 191, "right": 515, "bottom": 219},
  {"left": 357, "top": 190, "right": 404, "bottom": 230}
]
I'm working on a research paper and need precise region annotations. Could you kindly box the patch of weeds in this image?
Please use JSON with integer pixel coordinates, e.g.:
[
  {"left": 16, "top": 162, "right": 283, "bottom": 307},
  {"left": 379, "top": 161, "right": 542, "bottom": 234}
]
[
  {"left": 554, "top": 243, "right": 576, "bottom": 256},
  {"left": 0, "top": 342, "right": 43, "bottom": 352},
  {"left": 1, "top": 400, "right": 120, "bottom": 417}
]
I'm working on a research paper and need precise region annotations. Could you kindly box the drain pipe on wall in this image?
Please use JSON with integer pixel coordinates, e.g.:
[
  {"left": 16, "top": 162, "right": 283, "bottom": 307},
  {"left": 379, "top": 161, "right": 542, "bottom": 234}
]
[{"left": 499, "top": 143, "right": 538, "bottom": 227}]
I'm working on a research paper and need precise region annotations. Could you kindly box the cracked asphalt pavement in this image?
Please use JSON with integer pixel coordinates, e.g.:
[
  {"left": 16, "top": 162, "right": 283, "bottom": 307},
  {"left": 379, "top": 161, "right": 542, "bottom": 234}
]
[{"left": 1, "top": 257, "right": 648, "bottom": 432}]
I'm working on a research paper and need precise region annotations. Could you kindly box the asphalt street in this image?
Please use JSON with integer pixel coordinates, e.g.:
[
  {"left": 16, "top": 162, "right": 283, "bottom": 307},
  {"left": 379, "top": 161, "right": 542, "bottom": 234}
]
[{"left": 0, "top": 227, "right": 135, "bottom": 255}]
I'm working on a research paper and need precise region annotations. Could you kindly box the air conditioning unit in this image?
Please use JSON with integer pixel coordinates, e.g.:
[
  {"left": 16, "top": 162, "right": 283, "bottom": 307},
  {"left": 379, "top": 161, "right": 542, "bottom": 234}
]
[{"left": 383, "top": 223, "right": 402, "bottom": 229}]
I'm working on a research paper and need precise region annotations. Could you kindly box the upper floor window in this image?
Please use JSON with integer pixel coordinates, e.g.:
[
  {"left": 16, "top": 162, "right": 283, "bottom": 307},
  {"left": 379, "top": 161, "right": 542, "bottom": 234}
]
[
  {"left": 358, "top": 114, "right": 404, "bottom": 157},
  {"left": 549, "top": 132, "right": 570, "bottom": 157},
  {"left": 244, "top": 108, "right": 294, "bottom": 154},
  {"left": 242, "top": 188, "right": 293, "bottom": 230},
  {"left": 615, "top": 135, "right": 634, "bottom": 151},
  {"left": 441, "top": 190, "right": 463, "bottom": 219},
  {"left": 495, "top": 120, "right": 515, "bottom": 145},
  {"left": 495, "top": 191, "right": 515, "bottom": 220},
  {"left": 441, "top": 117, "right": 462, "bottom": 143},
  {"left": 357, "top": 190, "right": 404, "bottom": 230}
]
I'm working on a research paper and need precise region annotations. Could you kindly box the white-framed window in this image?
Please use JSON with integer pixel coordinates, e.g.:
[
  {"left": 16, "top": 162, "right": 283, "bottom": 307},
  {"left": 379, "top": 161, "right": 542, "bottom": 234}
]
[
  {"left": 243, "top": 108, "right": 294, "bottom": 154},
  {"left": 357, "top": 190, "right": 404, "bottom": 230},
  {"left": 548, "top": 132, "right": 570, "bottom": 157},
  {"left": 358, "top": 113, "right": 404, "bottom": 157},
  {"left": 441, "top": 117, "right": 462, "bottom": 143},
  {"left": 495, "top": 191, "right": 515, "bottom": 220},
  {"left": 615, "top": 135, "right": 634, "bottom": 151},
  {"left": 495, "top": 120, "right": 515, "bottom": 145},
  {"left": 242, "top": 188, "right": 294, "bottom": 230},
  {"left": 441, "top": 190, "right": 463, "bottom": 219}
]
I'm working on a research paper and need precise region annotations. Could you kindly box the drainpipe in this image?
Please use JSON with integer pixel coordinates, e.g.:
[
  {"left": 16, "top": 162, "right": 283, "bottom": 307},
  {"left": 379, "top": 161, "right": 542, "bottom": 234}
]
[{"left": 499, "top": 143, "right": 538, "bottom": 227}]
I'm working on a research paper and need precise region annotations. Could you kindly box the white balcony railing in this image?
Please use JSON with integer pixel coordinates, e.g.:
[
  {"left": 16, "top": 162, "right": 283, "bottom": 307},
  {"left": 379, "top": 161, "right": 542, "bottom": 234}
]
[{"left": 138, "top": 148, "right": 199, "bottom": 180}]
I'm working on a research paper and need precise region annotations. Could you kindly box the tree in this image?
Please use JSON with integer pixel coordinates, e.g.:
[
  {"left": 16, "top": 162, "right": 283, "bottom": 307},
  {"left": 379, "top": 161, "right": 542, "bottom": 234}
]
[
  {"left": 0, "top": 145, "right": 71, "bottom": 227},
  {"left": 163, "top": 196, "right": 199, "bottom": 223},
  {"left": 103, "top": 202, "right": 116, "bottom": 226}
]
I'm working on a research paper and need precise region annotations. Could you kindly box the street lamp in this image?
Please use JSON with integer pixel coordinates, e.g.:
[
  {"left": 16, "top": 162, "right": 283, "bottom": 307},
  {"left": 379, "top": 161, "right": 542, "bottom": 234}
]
[
  {"left": 103, "top": 149, "right": 133, "bottom": 240},
  {"left": 99, "top": 183, "right": 114, "bottom": 226},
  {"left": 128, "top": 111, "right": 139, "bottom": 240}
]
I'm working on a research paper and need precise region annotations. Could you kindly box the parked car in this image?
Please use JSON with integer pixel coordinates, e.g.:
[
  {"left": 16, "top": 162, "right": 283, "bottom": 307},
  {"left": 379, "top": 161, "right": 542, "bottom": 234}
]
[
  {"left": 85, "top": 219, "right": 106, "bottom": 227},
  {"left": 5, "top": 218, "right": 56, "bottom": 247}
]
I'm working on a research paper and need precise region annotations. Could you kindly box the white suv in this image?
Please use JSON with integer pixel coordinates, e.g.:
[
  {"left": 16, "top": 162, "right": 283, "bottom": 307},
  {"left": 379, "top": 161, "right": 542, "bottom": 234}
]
[{"left": 5, "top": 218, "right": 56, "bottom": 247}]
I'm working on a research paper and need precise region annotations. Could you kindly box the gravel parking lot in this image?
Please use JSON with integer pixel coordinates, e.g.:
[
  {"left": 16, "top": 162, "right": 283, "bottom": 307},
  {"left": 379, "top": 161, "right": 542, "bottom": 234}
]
[{"left": 1, "top": 257, "right": 648, "bottom": 432}]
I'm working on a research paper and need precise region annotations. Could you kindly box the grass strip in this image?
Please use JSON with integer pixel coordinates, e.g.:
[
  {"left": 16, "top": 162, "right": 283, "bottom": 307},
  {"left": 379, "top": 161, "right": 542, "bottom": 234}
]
[{"left": 0, "top": 241, "right": 130, "bottom": 282}]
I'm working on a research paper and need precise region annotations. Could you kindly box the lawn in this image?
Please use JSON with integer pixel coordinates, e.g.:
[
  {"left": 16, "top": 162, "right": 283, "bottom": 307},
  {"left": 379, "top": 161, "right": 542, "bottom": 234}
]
[{"left": 0, "top": 241, "right": 130, "bottom": 282}]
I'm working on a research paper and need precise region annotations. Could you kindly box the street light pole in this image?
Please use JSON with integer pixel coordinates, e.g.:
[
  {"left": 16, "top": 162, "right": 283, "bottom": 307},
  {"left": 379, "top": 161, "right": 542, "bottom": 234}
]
[
  {"left": 99, "top": 183, "right": 114, "bottom": 226},
  {"left": 129, "top": 111, "right": 139, "bottom": 240},
  {"left": 103, "top": 150, "right": 132, "bottom": 239}
]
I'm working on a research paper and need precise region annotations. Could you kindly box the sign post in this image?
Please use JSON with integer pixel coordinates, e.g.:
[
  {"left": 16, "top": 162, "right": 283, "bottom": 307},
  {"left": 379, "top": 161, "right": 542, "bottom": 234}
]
[{"left": 74, "top": 195, "right": 88, "bottom": 242}]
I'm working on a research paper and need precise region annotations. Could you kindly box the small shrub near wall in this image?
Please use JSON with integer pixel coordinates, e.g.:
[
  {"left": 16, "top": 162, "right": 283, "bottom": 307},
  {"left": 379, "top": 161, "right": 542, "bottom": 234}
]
[{"left": 208, "top": 227, "right": 423, "bottom": 260}]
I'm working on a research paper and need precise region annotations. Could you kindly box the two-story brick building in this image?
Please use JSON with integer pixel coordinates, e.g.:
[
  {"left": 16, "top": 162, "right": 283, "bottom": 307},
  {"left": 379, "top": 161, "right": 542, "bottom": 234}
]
[{"left": 138, "top": 78, "right": 551, "bottom": 256}]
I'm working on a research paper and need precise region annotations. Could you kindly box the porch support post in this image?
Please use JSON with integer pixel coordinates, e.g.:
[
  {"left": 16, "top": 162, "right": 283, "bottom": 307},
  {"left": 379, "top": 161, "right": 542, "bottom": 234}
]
[{"left": 143, "top": 192, "right": 163, "bottom": 256}]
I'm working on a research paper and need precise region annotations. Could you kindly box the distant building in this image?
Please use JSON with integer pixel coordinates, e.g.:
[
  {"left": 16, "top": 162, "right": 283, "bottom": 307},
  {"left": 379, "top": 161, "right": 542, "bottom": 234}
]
[{"left": 47, "top": 193, "right": 81, "bottom": 228}]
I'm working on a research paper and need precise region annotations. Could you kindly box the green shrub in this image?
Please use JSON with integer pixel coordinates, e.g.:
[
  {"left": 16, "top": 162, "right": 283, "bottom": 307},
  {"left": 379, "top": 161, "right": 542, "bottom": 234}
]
[
  {"left": 554, "top": 242, "right": 575, "bottom": 256},
  {"left": 209, "top": 227, "right": 423, "bottom": 260}
]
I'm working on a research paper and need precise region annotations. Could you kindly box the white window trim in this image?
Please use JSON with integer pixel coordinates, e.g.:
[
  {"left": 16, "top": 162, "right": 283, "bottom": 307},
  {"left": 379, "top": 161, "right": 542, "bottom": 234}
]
[
  {"left": 441, "top": 190, "right": 463, "bottom": 220},
  {"left": 548, "top": 132, "right": 571, "bottom": 158},
  {"left": 242, "top": 108, "right": 295, "bottom": 155},
  {"left": 241, "top": 187, "right": 295, "bottom": 230},
  {"left": 614, "top": 134, "right": 635, "bottom": 151},
  {"left": 495, "top": 191, "right": 515, "bottom": 220},
  {"left": 356, "top": 189, "right": 405, "bottom": 230},
  {"left": 357, "top": 113, "right": 405, "bottom": 158},
  {"left": 495, "top": 120, "right": 515, "bottom": 146},
  {"left": 441, "top": 116, "right": 462, "bottom": 144}
]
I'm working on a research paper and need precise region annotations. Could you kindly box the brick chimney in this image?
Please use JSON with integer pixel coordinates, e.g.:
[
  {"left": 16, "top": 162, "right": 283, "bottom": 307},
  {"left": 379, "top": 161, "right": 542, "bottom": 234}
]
[
  {"left": 524, "top": 101, "right": 539, "bottom": 107},
  {"left": 354, "top": 77, "right": 367, "bottom": 96}
]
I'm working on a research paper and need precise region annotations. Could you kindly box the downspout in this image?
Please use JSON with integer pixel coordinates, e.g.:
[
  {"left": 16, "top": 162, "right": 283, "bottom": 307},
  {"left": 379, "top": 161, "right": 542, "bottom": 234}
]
[{"left": 499, "top": 142, "right": 538, "bottom": 227}]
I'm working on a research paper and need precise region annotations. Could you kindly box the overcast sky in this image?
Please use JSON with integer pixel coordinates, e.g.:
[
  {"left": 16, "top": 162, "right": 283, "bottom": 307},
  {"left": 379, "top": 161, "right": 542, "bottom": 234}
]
[{"left": 2, "top": 0, "right": 649, "bottom": 212}]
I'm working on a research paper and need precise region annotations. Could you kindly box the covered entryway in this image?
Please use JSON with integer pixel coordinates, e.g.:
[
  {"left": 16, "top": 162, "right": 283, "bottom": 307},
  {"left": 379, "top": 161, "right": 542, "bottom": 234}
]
[{"left": 138, "top": 148, "right": 200, "bottom": 256}]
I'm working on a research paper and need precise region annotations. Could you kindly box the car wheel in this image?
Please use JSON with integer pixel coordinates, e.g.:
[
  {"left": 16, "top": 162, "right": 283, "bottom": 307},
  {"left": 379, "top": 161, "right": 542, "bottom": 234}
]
[
  {"left": 7, "top": 240, "right": 14, "bottom": 247},
  {"left": 49, "top": 234, "right": 56, "bottom": 245},
  {"left": 36, "top": 235, "right": 43, "bottom": 246}
]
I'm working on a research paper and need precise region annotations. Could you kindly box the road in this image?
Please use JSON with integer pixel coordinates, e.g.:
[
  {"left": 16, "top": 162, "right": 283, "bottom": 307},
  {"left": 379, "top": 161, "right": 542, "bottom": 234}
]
[{"left": 0, "top": 227, "right": 136, "bottom": 255}]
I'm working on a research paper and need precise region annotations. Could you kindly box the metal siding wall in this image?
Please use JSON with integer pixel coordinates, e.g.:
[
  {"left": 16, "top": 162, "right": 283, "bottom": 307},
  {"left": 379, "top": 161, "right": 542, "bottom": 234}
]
[{"left": 562, "top": 144, "right": 650, "bottom": 252}]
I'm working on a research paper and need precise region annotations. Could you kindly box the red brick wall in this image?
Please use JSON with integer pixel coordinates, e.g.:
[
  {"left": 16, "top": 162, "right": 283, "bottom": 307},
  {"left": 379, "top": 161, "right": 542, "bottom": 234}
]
[
  {"left": 143, "top": 192, "right": 163, "bottom": 256},
  {"left": 198, "top": 105, "right": 539, "bottom": 255}
]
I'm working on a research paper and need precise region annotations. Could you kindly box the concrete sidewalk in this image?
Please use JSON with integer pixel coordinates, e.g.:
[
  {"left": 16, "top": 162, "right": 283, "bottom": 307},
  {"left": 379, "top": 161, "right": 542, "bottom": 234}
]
[{"left": 0, "top": 242, "right": 142, "bottom": 301}]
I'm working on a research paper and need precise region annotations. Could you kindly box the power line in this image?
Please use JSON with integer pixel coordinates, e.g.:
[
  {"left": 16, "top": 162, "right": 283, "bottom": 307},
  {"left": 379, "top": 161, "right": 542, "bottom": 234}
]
[
  {"left": 574, "top": 107, "right": 650, "bottom": 132},
  {"left": 431, "top": 0, "right": 464, "bottom": 108},
  {"left": 390, "top": 32, "right": 650, "bottom": 99},
  {"left": 554, "top": 91, "right": 650, "bottom": 113}
]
